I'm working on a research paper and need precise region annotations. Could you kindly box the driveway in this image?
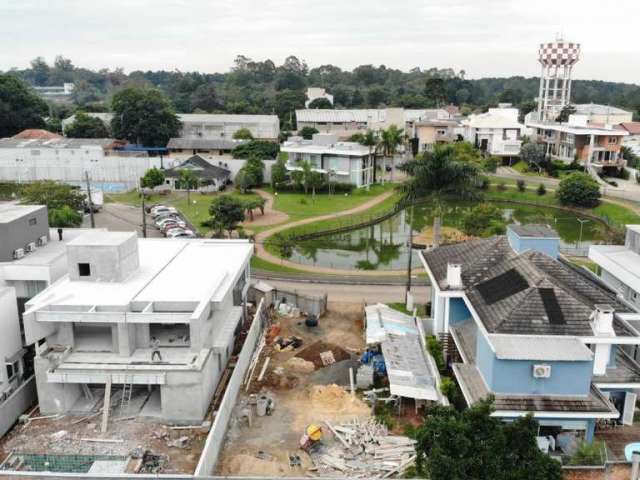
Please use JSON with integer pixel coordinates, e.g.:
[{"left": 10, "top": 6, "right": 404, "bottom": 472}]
[{"left": 83, "top": 203, "right": 162, "bottom": 238}]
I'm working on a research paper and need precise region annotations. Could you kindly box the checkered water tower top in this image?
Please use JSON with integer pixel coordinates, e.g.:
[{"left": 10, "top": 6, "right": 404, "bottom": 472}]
[{"left": 538, "top": 41, "right": 581, "bottom": 66}]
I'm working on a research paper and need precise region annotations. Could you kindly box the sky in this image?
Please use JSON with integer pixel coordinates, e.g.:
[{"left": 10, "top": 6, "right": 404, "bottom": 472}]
[{"left": 1, "top": 0, "right": 639, "bottom": 84}]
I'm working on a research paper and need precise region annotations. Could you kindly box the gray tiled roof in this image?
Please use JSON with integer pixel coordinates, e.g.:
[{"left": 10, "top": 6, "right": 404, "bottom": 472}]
[
  {"left": 164, "top": 155, "right": 231, "bottom": 180},
  {"left": 593, "top": 348, "right": 640, "bottom": 384},
  {"left": 420, "top": 237, "right": 635, "bottom": 336},
  {"left": 508, "top": 224, "right": 559, "bottom": 238},
  {"left": 454, "top": 363, "right": 617, "bottom": 414},
  {"left": 166, "top": 138, "right": 248, "bottom": 150}
]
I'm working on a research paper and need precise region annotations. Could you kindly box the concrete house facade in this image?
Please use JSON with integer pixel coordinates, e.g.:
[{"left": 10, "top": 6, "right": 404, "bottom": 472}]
[
  {"left": 23, "top": 232, "right": 253, "bottom": 423},
  {"left": 461, "top": 108, "right": 524, "bottom": 159},
  {"left": 282, "top": 133, "right": 374, "bottom": 188},
  {"left": 420, "top": 224, "right": 640, "bottom": 443}
]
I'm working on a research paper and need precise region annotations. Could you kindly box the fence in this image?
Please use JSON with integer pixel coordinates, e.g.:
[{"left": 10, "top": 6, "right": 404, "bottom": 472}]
[
  {"left": 193, "top": 299, "right": 267, "bottom": 477},
  {"left": 248, "top": 283, "right": 328, "bottom": 317}
]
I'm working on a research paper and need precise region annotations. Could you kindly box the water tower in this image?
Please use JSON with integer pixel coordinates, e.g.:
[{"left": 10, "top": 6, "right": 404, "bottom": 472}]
[{"left": 537, "top": 37, "right": 581, "bottom": 122}]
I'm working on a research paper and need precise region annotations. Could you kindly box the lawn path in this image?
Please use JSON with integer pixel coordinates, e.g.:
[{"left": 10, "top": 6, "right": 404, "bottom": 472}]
[{"left": 242, "top": 189, "right": 289, "bottom": 228}]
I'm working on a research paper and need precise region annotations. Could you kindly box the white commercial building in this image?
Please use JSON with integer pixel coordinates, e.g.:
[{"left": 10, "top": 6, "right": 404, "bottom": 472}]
[
  {"left": 23, "top": 232, "right": 252, "bottom": 423},
  {"left": 461, "top": 107, "right": 524, "bottom": 158},
  {"left": 0, "top": 138, "right": 162, "bottom": 193},
  {"left": 62, "top": 113, "right": 281, "bottom": 142},
  {"left": 282, "top": 133, "right": 374, "bottom": 188}
]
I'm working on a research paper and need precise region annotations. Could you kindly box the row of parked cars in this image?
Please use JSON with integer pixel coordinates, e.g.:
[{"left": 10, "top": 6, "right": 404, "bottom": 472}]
[{"left": 148, "top": 205, "right": 197, "bottom": 238}]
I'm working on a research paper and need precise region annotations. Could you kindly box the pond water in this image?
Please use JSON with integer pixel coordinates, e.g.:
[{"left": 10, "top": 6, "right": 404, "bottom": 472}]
[{"left": 288, "top": 201, "right": 611, "bottom": 271}]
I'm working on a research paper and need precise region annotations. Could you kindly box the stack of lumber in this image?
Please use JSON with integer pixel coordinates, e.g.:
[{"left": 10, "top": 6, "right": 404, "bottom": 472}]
[{"left": 311, "top": 417, "right": 416, "bottom": 478}]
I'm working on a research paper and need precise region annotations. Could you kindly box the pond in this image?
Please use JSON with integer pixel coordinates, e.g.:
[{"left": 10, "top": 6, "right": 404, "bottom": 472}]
[{"left": 287, "top": 200, "right": 611, "bottom": 271}]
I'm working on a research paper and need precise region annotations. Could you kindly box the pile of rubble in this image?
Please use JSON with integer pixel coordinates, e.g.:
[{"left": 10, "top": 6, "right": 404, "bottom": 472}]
[{"left": 311, "top": 418, "right": 416, "bottom": 478}]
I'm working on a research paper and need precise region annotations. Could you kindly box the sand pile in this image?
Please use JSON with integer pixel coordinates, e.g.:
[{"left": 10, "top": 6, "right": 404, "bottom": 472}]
[
  {"left": 308, "top": 384, "right": 369, "bottom": 413},
  {"left": 223, "top": 453, "right": 287, "bottom": 476},
  {"left": 284, "top": 357, "right": 316, "bottom": 373}
]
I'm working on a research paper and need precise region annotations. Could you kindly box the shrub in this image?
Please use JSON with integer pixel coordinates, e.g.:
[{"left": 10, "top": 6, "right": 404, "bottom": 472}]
[
  {"left": 426, "top": 336, "right": 445, "bottom": 373},
  {"left": 299, "top": 126, "right": 319, "bottom": 140},
  {"left": 232, "top": 140, "right": 279, "bottom": 159},
  {"left": 516, "top": 179, "right": 526, "bottom": 192},
  {"left": 481, "top": 156, "right": 498, "bottom": 173},
  {"left": 556, "top": 172, "right": 601, "bottom": 207},
  {"left": 461, "top": 203, "right": 505, "bottom": 236},
  {"left": 478, "top": 178, "right": 490, "bottom": 190},
  {"left": 537, "top": 183, "right": 546, "bottom": 196},
  {"left": 497, "top": 182, "right": 507, "bottom": 191},
  {"left": 569, "top": 441, "right": 605, "bottom": 466},
  {"left": 439, "top": 376, "right": 459, "bottom": 404}
]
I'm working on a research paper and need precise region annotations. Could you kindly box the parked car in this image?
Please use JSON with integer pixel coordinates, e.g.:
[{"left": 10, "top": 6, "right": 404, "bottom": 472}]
[
  {"left": 151, "top": 206, "right": 177, "bottom": 218},
  {"left": 156, "top": 216, "right": 185, "bottom": 229},
  {"left": 167, "top": 230, "right": 196, "bottom": 238},
  {"left": 165, "top": 226, "right": 194, "bottom": 236}
]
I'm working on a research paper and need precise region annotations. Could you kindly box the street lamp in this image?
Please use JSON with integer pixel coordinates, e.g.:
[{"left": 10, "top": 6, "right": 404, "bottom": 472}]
[{"left": 577, "top": 218, "right": 590, "bottom": 247}]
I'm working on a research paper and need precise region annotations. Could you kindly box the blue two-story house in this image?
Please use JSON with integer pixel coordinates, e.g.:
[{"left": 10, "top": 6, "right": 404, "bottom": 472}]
[{"left": 420, "top": 224, "right": 640, "bottom": 443}]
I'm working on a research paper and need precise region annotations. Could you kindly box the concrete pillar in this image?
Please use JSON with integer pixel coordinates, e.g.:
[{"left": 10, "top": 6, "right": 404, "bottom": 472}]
[{"left": 585, "top": 419, "right": 596, "bottom": 444}]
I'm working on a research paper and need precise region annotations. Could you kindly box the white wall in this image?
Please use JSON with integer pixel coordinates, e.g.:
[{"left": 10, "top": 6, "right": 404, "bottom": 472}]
[
  {"left": 0, "top": 288, "right": 22, "bottom": 390},
  {"left": 0, "top": 148, "right": 162, "bottom": 192}
]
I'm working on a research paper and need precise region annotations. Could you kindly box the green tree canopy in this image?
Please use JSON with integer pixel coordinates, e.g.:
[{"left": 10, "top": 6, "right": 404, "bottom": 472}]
[
  {"left": 402, "top": 144, "right": 479, "bottom": 198},
  {"left": 232, "top": 140, "right": 279, "bottom": 159},
  {"left": 232, "top": 127, "right": 254, "bottom": 140},
  {"left": 64, "top": 112, "right": 110, "bottom": 138},
  {"left": 0, "top": 74, "right": 48, "bottom": 137},
  {"left": 49, "top": 205, "right": 83, "bottom": 229},
  {"left": 208, "top": 195, "right": 245, "bottom": 236},
  {"left": 556, "top": 172, "right": 601, "bottom": 207},
  {"left": 141, "top": 167, "right": 165, "bottom": 189},
  {"left": 110, "top": 87, "right": 181, "bottom": 146},
  {"left": 461, "top": 203, "right": 506, "bottom": 236},
  {"left": 21, "top": 181, "right": 85, "bottom": 211},
  {"left": 307, "top": 98, "right": 333, "bottom": 109},
  {"left": 415, "top": 399, "right": 562, "bottom": 480},
  {"left": 299, "top": 126, "right": 319, "bottom": 140},
  {"left": 520, "top": 142, "right": 548, "bottom": 172},
  {"left": 270, "top": 156, "right": 288, "bottom": 188}
]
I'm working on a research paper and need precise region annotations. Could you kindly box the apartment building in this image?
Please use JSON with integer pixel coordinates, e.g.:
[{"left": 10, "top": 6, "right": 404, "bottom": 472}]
[
  {"left": 281, "top": 133, "right": 374, "bottom": 188},
  {"left": 413, "top": 120, "right": 461, "bottom": 153},
  {"left": 23, "top": 232, "right": 252, "bottom": 423},
  {"left": 420, "top": 224, "right": 640, "bottom": 443}
]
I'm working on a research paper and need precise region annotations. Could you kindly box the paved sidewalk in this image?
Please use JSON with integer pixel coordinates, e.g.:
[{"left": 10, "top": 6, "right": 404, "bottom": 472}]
[
  {"left": 242, "top": 189, "right": 289, "bottom": 228},
  {"left": 253, "top": 190, "right": 419, "bottom": 276}
]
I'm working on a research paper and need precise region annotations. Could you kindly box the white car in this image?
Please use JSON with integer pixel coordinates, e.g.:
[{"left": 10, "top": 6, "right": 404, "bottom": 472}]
[
  {"left": 151, "top": 206, "right": 177, "bottom": 218},
  {"left": 166, "top": 228, "right": 195, "bottom": 238},
  {"left": 156, "top": 217, "right": 185, "bottom": 229}
]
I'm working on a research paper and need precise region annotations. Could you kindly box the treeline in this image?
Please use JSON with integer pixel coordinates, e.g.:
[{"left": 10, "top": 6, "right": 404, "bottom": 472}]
[{"left": 4, "top": 55, "right": 640, "bottom": 127}]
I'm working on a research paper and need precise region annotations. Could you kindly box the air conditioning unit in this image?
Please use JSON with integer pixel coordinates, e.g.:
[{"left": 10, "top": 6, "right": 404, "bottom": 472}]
[
  {"left": 25, "top": 242, "right": 37, "bottom": 252},
  {"left": 533, "top": 364, "right": 552, "bottom": 378},
  {"left": 38, "top": 235, "right": 48, "bottom": 246},
  {"left": 13, "top": 248, "right": 25, "bottom": 259}
]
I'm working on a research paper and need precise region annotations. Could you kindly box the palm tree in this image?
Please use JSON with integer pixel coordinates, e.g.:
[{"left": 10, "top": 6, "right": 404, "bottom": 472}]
[
  {"left": 179, "top": 169, "right": 198, "bottom": 205},
  {"left": 379, "top": 125, "right": 404, "bottom": 183},
  {"left": 361, "top": 130, "right": 379, "bottom": 186}
]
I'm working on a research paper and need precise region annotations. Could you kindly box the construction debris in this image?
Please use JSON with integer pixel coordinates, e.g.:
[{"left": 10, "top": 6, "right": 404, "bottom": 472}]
[
  {"left": 320, "top": 351, "right": 336, "bottom": 366},
  {"left": 273, "top": 336, "right": 303, "bottom": 351},
  {"left": 310, "top": 418, "right": 416, "bottom": 478},
  {"left": 167, "top": 436, "right": 190, "bottom": 449}
]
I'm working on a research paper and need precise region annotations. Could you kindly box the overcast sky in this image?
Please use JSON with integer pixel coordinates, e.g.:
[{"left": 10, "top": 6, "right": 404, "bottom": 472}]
[{"left": 1, "top": 0, "right": 639, "bottom": 84}]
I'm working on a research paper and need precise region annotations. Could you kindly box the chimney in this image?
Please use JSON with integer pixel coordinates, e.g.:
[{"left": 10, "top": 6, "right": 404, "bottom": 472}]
[
  {"left": 592, "top": 304, "right": 614, "bottom": 335},
  {"left": 592, "top": 304, "right": 615, "bottom": 376},
  {"left": 446, "top": 263, "right": 462, "bottom": 289}
]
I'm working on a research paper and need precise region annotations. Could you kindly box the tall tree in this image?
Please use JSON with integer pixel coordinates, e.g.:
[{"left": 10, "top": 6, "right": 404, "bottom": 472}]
[
  {"left": 30, "top": 57, "right": 50, "bottom": 86},
  {"left": 141, "top": 167, "right": 165, "bottom": 189},
  {"left": 378, "top": 124, "right": 404, "bottom": 181},
  {"left": 0, "top": 74, "right": 48, "bottom": 137},
  {"left": 110, "top": 87, "right": 181, "bottom": 146},
  {"left": 64, "top": 112, "right": 110, "bottom": 138},
  {"left": 178, "top": 169, "right": 198, "bottom": 205},
  {"left": 21, "top": 181, "right": 85, "bottom": 211},
  {"left": 208, "top": 195, "right": 245, "bottom": 237}
]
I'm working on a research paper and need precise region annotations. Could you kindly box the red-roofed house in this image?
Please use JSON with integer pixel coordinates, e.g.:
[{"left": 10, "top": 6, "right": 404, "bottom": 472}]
[
  {"left": 12, "top": 129, "right": 62, "bottom": 140},
  {"left": 620, "top": 122, "right": 640, "bottom": 155}
]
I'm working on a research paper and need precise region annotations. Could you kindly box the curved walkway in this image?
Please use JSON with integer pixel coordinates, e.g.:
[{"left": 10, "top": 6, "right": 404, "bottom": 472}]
[
  {"left": 242, "top": 189, "right": 289, "bottom": 228},
  {"left": 253, "top": 190, "right": 419, "bottom": 276}
]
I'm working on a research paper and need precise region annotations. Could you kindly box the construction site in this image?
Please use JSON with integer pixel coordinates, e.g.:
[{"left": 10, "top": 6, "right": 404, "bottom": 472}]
[{"left": 216, "top": 301, "right": 427, "bottom": 478}]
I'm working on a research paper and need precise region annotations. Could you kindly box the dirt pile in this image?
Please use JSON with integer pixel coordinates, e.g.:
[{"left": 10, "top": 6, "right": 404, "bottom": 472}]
[
  {"left": 295, "top": 341, "right": 351, "bottom": 368},
  {"left": 284, "top": 357, "right": 316, "bottom": 373},
  {"left": 308, "top": 384, "right": 369, "bottom": 413},
  {"left": 223, "top": 453, "right": 287, "bottom": 476}
]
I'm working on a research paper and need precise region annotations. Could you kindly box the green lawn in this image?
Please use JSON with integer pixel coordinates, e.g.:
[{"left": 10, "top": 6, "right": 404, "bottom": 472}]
[
  {"left": 106, "top": 190, "right": 260, "bottom": 234},
  {"left": 569, "top": 258, "right": 598, "bottom": 273},
  {"left": 265, "top": 183, "right": 397, "bottom": 220},
  {"left": 250, "top": 255, "right": 309, "bottom": 274}
]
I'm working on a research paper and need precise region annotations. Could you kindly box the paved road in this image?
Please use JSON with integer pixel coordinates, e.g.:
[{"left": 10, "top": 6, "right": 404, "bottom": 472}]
[
  {"left": 83, "top": 203, "right": 162, "bottom": 237},
  {"left": 263, "top": 278, "right": 430, "bottom": 304}
]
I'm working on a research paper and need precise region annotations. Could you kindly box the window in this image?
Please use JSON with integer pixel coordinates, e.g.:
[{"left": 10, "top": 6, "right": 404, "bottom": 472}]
[
  {"left": 5, "top": 361, "right": 18, "bottom": 381},
  {"left": 78, "top": 263, "right": 91, "bottom": 277},
  {"left": 608, "top": 137, "right": 618, "bottom": 144},
  {"left": 28, "top": 218, "right": 37, "bottom": 226}
]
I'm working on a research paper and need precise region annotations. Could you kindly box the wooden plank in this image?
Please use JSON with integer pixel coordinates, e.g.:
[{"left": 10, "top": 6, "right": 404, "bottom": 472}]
[
  {"left": 257, "top": 357, "right": 271, "bottom": 382},
  {"left": 101, "top": 377, "right": 112, "bottom": 433},
  {"left": 80, "top": 437, "right": 124, "bottom": 444}
]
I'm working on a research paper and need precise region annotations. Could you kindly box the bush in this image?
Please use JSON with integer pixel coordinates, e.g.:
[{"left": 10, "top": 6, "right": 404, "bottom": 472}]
[
  {"left": 497, "top": 182, "right": 507, "bottom": 191},
  {"left": 426, "top": 336, "right": 445, "bottom": 373},
  {"left": 299, "top": 126, "right": 319, "bottom": 140},
  {"left": 556, "top": 172, "right": 601, "bottom": 207},
  {"left": 537, "top": 183, "right": 546, "bottom": 196},
  {"left": 273, "top": 181, "right": 355, "bottom": 194},
  {"left": 478, "top": 178, "right": 490, "bottom": 190},
  {"left": 439, "top": 376, "right": 457, "bottom": 400},
  {"left": 481, "top": 156, "right": 498, "bottom": 173},
  {"left": 516, "top": 179, "right": 526, "bottom": 192},
  {"left": 569, "top": 441, "right": 605, "bottom": 466},
  {"left": 461, "top": 203, "right": 505, "bottom": 236},
  {"left": 232, "top": 140, "right": 279, "bottom": 159}
]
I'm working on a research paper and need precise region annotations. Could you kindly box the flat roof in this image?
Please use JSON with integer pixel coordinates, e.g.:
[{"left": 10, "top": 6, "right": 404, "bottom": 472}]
[
  {"left": 27, "top": 239, "right": 252, "bottom": 308},
  {"left": 529, "top": 121, "right": 628, "bottom": 136},
  {"left": 0, "top": 204, "right": 45, "bottom": 223},
  {"left": 508, "top": 224, "right": 559, "bottom": 238},
  {"left": 281, "top": 141, "right": 369, "bottom": 156},
  {"left": 66, "top": 230, "right": 136, "bottom": 247},
  {"left": 488, "top": 335, "right": 594, "bottom": 361},
  {"left": 589, "top": 244, "right": 640, "bottom": 295}
]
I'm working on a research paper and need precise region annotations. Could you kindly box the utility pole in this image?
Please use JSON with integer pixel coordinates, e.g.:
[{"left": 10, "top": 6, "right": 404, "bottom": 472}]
[
  {"left": 141, "top": 190, "right": 147, "bottom": 238},
  {"left": 405, "top": 203, "right": 415, "bottom": 303},
  {"left": 85, "top": 171, "right": 95, "bottom": 228}
]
